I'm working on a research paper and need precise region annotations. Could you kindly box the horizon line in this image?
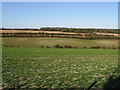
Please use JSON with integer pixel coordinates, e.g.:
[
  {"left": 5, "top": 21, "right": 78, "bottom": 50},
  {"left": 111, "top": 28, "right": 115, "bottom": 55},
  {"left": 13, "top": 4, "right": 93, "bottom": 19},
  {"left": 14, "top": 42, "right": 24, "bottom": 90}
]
[{"left": 1, "top": 27, "right": 118, "bottom": 29}]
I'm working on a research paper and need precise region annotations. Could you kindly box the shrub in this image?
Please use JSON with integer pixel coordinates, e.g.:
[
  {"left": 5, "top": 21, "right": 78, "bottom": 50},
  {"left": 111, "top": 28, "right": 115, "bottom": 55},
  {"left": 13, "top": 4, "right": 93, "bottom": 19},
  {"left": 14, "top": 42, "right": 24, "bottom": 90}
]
[
  {"left": 9, "top": 45, "right": 15, "bottom": 47},
  {"left": 73, "top": 46, "right": 78, "bottom": 48},
  {"left": 46, "top": 46, "right": 51, "bottom": 48},
  {"left": 64, "top": 45, "right": 72, "bottom": 48},
  {"left": 40, "top": 46, "right": 44, "bottom": 48},
  {"left": 54, "top": 45, "right": 63, "bottom": 48},
  {"left": 102, "top": 47, "right": 106, "bottom": 49},
  {"left": 118, "top": 47, "right": 120, "bottom": 49},
  {"left": 90, "top": 46, "right": 101, "bottom": 49},
  {"left": 112, "top": 47, "right": 116, "bottom": 49},
  {"left": 4, "top": 45, "right": 8, "bottom": 47},
  {"left": 83, "top": 47, "right": 87, "bottom": 49}
]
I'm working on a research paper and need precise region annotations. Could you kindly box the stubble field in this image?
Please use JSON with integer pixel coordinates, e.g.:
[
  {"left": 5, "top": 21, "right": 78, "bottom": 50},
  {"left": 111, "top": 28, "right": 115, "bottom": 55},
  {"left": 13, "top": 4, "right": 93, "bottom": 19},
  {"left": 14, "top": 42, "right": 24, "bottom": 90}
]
[{"left": 2, "top": 37, "right": 118, "bottom": 48}]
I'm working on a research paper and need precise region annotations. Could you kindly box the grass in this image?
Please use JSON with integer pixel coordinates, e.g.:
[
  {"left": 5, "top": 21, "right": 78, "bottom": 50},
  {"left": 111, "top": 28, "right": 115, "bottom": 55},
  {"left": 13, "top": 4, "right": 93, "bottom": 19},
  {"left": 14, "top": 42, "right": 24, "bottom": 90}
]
[
  {"left": 2, "top": 47, "right": 119, "bottom": 88},
  {"left": 2, "top": 37, "right": 118, "bottom": 48}
]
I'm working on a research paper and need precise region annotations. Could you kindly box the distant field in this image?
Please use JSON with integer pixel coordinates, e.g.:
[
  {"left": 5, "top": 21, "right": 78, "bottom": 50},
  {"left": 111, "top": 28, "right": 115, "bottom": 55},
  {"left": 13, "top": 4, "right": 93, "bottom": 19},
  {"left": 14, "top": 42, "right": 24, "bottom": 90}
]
[
  {"left": 1, "top": 30, "right": 77, "bottom": 34},
  {"left": 2, "top": 47, "right": 119, "bottom": 88},
  {"left": 1, "top": 30, "right": 119, "bottom": 36},
  {"left": 1, "top": 30, "right": 120, "bottom": 39},
  {"left": 2, "top": 37, "right": 118, "bottom": 48}
]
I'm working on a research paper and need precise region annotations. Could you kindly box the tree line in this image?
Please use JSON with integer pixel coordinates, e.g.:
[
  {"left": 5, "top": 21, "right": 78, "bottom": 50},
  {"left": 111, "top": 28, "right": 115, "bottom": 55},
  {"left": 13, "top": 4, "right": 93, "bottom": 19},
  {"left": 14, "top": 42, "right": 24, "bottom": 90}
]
[{"left": 1, "top": 27, "right": 119, "bottom": 34}]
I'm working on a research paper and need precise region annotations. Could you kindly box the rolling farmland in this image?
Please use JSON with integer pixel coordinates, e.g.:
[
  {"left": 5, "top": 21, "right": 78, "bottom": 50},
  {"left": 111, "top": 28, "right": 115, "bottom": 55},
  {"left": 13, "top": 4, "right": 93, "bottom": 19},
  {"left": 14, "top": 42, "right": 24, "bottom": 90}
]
[{"left": 1, "top": 28, "right": 120, "bottom": 89}]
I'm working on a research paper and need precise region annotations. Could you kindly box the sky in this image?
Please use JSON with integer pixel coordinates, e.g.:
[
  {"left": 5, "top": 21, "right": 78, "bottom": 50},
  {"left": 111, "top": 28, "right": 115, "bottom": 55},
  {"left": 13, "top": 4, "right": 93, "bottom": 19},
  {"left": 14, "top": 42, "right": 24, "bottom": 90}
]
[
  {"left": 1, "top": 0, "right": 120, "bottom": 2},
  {"left": 2, "top": 2, "right": 118, "bottom": 29}
]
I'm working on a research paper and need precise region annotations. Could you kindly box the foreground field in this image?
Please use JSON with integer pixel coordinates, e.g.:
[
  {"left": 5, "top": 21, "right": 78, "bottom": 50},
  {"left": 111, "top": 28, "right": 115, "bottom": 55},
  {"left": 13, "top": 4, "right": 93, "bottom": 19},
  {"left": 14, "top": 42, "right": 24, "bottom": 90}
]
[
  {"left": 2, "top": 37, "right": 118, "bottom": 48},
  {"left": 2, "top": 47, "right": 119, "bottom": 88}
]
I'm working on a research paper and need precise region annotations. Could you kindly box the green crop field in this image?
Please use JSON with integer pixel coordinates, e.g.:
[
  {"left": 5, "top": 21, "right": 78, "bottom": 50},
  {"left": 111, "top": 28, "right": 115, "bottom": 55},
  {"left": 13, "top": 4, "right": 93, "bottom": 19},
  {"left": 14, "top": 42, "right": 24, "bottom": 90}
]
[
  {"left": 2, "top": 37, "right": 118, "bottom": 48},
  {"left": 2, "top": 47, "right": 119, "bottom": 88}
]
